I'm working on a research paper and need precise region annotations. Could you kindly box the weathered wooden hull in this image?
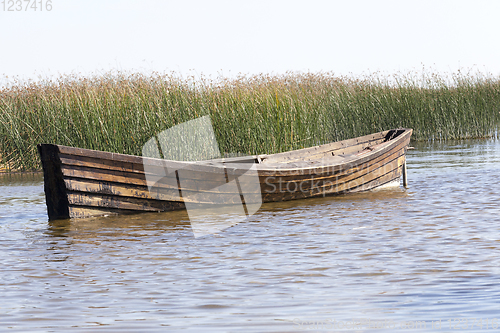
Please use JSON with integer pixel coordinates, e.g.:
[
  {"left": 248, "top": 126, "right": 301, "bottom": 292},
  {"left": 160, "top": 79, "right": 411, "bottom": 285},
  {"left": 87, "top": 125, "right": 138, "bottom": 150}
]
[{"left": 38, "top": 128, "right": 412, "bottom": 220}]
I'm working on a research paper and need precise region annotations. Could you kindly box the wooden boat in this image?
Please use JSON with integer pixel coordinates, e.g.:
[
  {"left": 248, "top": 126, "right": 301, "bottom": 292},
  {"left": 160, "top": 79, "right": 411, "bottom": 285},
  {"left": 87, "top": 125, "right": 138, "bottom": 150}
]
[{"left": 38, "top": 128, "right": 412, "bottom": 220}]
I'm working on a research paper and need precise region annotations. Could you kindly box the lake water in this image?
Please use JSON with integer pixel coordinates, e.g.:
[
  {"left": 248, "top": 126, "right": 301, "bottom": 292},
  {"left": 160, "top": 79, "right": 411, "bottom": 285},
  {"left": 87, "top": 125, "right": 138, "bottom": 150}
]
[{"left": 1, "top": 139, "right": 500, "bottom": 332}]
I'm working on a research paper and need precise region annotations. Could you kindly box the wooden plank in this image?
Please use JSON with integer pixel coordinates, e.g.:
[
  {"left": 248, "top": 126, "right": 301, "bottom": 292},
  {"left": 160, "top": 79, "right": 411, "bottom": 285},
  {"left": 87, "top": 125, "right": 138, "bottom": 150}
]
[
  {"left": 60, "top": 152, "right": 259, "bottom": 176},
  {"left": 64, "top": 178, "right": 249, "bottom": 204},
  {"left": 68, "top": 206, "right": 119, "bottom": 219},
  {"left": 278, "top": 137, "right": 390, "bottom": 163},
  {"left": 59, "top": 153, "right": 146, "bottom": 175},
  {"left": 261, "top": 132, "right": 387, "bottom": 163},
  {"left": 67, "top": 192, "right": 185, "bottom": 212},
  {"left": 257, "top": 132, "right": 409, "bottom": 178},
  {"left": 325, "top": 155, "right": 404, "bottom": 194},
  {"left": 58, "top": 145, "right": 145, "bottom": 165},
  {"left": 61, "top": 165, "right": 249, "bottom": 192},
  {"left": 348, "top": 166, "right": 402, "bottom": 193},
  {"left": 62, "top": 165, "right": 151, "bottom": 187},
  {"left": 259, "top": 142, "right": 405, "bottom": 185},
  {"left": 259, "top": 147, "right": 405, "bottom": 195},
  {"left": 260, "top": 155, "right": 403, "bottom": 202},
  {"left": 64, "top": 178, "right": 180, "bottom": 201},
  {"left": 257, "top": 129, "right": 411, "bottom": 175}
]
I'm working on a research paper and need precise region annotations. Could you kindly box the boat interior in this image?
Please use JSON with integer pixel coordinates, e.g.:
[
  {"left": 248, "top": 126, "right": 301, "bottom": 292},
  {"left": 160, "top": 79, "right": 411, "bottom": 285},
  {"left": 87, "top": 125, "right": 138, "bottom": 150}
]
[{"left": 204, "top": 129, "right": 408, "bottom": 168}]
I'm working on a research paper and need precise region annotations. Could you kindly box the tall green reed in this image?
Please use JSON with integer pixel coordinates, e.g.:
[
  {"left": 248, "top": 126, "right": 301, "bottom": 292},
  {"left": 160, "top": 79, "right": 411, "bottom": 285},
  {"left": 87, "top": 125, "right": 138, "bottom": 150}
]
[{"left": 1, "top": 70, "right": 499, "bottom": 171}]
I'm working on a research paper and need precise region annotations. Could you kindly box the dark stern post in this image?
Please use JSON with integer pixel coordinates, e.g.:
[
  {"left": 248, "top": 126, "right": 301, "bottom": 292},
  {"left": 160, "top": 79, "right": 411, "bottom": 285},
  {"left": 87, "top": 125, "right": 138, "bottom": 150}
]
[{"left": 37, "top": 144, "right": 70, "bottom": 220}]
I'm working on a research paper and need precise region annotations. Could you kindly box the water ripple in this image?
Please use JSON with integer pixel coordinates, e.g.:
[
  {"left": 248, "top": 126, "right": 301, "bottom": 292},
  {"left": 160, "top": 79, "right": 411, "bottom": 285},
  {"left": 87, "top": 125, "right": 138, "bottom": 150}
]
[{"left": 1, "top": 140, "right": 500, "bottom": 332}]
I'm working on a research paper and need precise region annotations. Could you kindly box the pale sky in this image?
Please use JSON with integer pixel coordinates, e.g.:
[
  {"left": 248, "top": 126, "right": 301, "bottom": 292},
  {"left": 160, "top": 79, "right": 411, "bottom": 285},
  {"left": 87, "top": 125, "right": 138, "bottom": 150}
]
[{"left": 1, "top": 0, "right": 500, "bottom": 85}]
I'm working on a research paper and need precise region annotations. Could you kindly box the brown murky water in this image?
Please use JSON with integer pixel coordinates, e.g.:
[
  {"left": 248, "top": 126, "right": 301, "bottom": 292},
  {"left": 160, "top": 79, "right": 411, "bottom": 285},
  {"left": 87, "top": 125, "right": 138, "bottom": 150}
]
[{"left": 1, "top": 139, "right": 500, "bottom": 332}]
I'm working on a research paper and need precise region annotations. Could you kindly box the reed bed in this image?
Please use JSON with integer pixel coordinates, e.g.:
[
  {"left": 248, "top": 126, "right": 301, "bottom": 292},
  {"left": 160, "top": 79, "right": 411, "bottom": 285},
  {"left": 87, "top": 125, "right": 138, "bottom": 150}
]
[{"left": 1, "top": 71, "right": 500, "bottom": 171}]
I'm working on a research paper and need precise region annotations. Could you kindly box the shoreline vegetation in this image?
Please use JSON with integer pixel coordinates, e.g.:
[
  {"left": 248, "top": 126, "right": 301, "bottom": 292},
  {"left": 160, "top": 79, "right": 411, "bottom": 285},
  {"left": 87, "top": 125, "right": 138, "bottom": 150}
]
[{"left": 1, "top": 70, "right": 500, "bottom": 172}]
